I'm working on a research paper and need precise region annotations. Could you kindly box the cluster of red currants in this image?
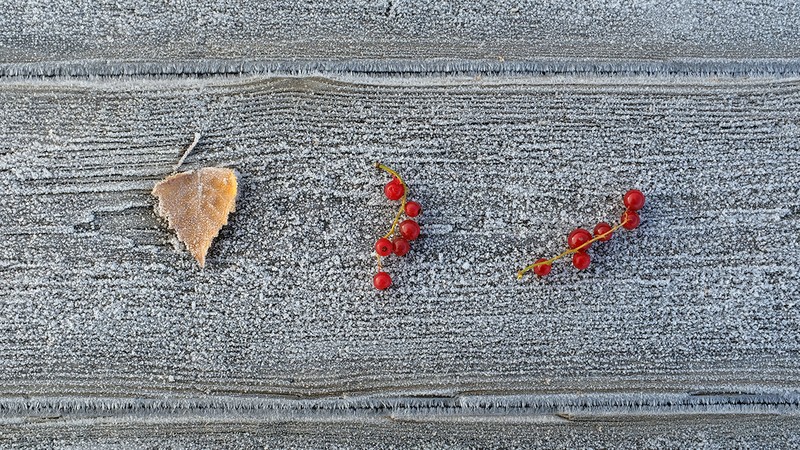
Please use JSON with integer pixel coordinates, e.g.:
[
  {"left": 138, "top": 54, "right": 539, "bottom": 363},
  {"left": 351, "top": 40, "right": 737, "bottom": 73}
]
[
  {"left": 373, "top": 163, "right": 422, "bottom": 290},
  {"left": 518, "top": 189, "right": 646, "bottom": 278}
]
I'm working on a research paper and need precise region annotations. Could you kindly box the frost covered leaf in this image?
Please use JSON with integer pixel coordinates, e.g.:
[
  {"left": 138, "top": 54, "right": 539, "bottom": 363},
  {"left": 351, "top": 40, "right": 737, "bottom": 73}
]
[{"left": 152, "top": 167, "right": 238, "bottom": 267}]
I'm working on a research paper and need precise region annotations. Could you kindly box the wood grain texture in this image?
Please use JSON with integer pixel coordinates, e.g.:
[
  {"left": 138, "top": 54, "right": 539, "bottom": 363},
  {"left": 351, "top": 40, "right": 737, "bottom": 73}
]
[
  {"left": 3, "top": 1, "right": 800, "bottom": 446},
  {"left": 1, "top": 0, "right": 799, "bottom": 77},
  {"left": 1, "top": 75, "right": 799, "bottom": 408}
]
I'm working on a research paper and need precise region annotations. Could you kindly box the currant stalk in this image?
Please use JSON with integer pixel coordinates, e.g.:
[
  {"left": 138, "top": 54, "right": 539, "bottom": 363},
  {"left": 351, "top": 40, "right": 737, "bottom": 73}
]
[
  {"left": 517, "top": 218, "right": 630, "bottom": 279},
  {"left": 517, "top": 190, "right": 645, "bottom": 279},
  {"left": 372, "top": 162, "right": 422, "bottom": 290},
  {"left": 375, "top": 162, "right": 408, "bottom": 239}
]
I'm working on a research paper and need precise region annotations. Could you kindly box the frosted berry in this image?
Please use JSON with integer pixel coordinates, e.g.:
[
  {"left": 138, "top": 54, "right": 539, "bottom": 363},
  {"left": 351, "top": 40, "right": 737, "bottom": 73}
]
[
  {"left": 572, "top": 252, "right": 591, "bottom": 270},
  {"left": 393, "top": 237, "right": 410, "bottom": 256},
  {"left": 533, "top": 258, "right": 551, "bottom": 277},
  {"left": 404, "top": 201, "right": 421, "bottom": 217},
  {"left": 373, "top": 271, "right": 392, "bottom": 290},
  {"left": 518, "top": 188, "right": 649, "bottom": 279},
  {"left": 384, "top": 178, "right": 405, "bottom": 201},
  {"left": 567, "top": 228, "right": 592, "bottom": 250},
  {"left": 375, "top": 238, "right": 393, "bottom": 257},
  {"left": 621, "top": 210, "right": 640, "bottom": 230},
  {"left": 623, "top": 189, "right": 645, "bottom": 211},
  {"left": 593, "top": 222, "right": 613, "bottom": 241},
  {"left": 373, "top": 163, "right": 423, "bottom": 288},
  {"left": 399, "top": 219, "right": 420, "bottom": 241}
]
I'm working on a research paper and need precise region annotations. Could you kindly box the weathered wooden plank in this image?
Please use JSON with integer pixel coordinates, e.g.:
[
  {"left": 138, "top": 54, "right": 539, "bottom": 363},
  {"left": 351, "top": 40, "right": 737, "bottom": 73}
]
[
  {"left": 1, "top": 1, "right": 799, "bottom": 76},
  {"left": 2, "top": 1, "right": 798, "bottom": 445},
  {"left": 3, "top": 415, "right": 800, "bottom": 449},
  {"left": 1, "top": 75, "right": 798, "bottom": 402}
]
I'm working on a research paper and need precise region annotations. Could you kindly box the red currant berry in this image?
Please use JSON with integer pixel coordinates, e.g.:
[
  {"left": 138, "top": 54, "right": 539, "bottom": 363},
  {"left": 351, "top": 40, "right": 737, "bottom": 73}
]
[
  {"left": 572, "top": 252, "right": 591, "bottom": 270},
  {"left": 621, "top": 210, "right": 641, "bottom": 230},
  {"left": 393, "top": 237, "right": 410, "bottom": 256},
  {"left": 567, "top": 228, "right": 592, "bottom": 250},
  {"left": 623, "top": 189, "right": 645, "bottom": 211},
  {"left": 404, "top": 201, "right": 421, "bottom": 217},
  {"left": 384, "top": 178, "right": 405, "bottom": 201},
  {"left": 399, "top": 219, "right": 420, "bottom": 241},
  {"left": 593, "top": 222, "right": 613, "bottom": 242},
  {"left": 373, "top": 271, "right": 392, "bottom": 290},
  {"left": 375, "top": 238, "right": 393, "bottom": 256},
  {"left": 533, "top": 258, "right": 551, "bottom": 277}
]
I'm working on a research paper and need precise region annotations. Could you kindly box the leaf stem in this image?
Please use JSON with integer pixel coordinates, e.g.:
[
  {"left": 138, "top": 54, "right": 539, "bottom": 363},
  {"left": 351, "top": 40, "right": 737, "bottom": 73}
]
[{"left": 174, "top": 133, "right": 201, "bottom": 173}]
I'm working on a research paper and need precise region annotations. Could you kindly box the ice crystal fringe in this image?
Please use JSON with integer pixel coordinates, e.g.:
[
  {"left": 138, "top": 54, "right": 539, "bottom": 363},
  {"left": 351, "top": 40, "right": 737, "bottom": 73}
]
[
  {"left": 0, "top": 58, "right": 799, "bottom": 79},
  {"left": 1, "top": 392, "right": 798, "bottom": 423}
]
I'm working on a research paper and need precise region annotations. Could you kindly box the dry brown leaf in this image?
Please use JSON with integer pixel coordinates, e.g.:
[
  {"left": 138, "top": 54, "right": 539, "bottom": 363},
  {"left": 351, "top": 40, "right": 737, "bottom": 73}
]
[{"left": 152, "top": 167, "right": 238, "bottom": 267}]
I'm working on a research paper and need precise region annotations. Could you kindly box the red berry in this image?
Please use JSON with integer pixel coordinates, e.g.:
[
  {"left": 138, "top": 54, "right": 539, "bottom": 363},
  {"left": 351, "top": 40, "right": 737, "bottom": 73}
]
[
  {"left": 533, "top": 258, "right": 551, "bottom": 277},
  {"left": 393, "top": 237, "right": 410, "bottom": 256},
  {"left": 572, "top": 252, "right": 591, "bottom": 270},
  {"left": 375, "top": 238, "right": 393, "bottom": 256},
  {"left": 384, "top": 178, "right": 405, "bottom": 201},
  {"left": 623, "top": 189, "right": 645, "bottom": 211},
  {"left": 567, "top": 228, "right": 592, "bottom": 250},
  {"left": 404, "top": 201, "right": 421, "bottom": 217},
  {"left": 399, "top": 219, "right": 420, "bottom": 241},
  {"left": 373, "top": 271, "right": 392, "bottom": 290},
  {"left": 593, "top": 222, "right": 613, "bottom": 241},
  {"left": 621, "top": 210, "right": 641, "bottom": 230}
]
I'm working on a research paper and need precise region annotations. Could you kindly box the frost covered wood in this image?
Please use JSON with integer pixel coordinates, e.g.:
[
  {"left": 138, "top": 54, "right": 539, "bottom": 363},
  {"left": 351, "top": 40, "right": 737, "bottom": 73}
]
[
  {"left": 1, "top": 0, "right": 800, "bottom": 446},
  {"left": 1, "top": 75, "right": 798, "bottom": 395},
  {"left": 1, "top": 1, "right": 799, "bottom": 77}
]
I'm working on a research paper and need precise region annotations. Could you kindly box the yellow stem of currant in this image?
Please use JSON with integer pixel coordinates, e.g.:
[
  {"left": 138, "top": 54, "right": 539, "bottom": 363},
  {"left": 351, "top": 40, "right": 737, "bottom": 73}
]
[
  {"left": 374, "top": 162, "right": 407, "bottom": 239},
  {"left": 516, "top": 216, "right": 631, "bottom": 280}
]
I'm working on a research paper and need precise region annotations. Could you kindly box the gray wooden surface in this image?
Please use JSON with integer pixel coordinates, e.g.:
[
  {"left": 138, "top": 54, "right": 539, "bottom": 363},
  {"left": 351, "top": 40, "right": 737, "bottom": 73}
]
[
  {"left": 2, "top": 0, "right": 800, "bottom": 77},
  {"left": 1, "top": 0, "right": 800, "bottom": 448},
  {"left": 4, "top": 416, "right": 800, "bottom": 449}
]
